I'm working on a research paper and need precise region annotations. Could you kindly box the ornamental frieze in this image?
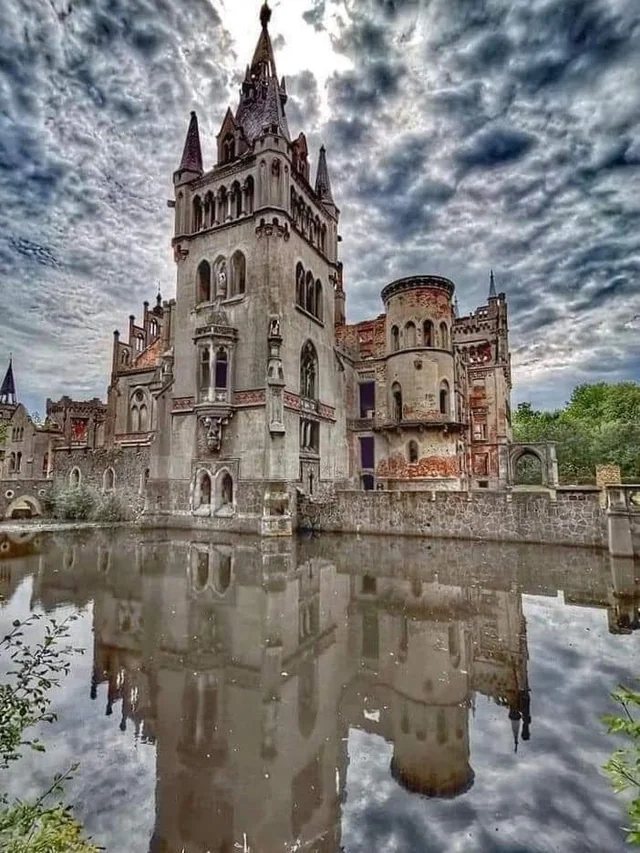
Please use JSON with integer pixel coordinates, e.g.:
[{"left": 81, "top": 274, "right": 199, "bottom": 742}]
[
  {"left": 234, "top": 389, "right": 267, "bottom": 407},
  {"left": 172, "top": 396, "right": 195, "bottom": 412}
]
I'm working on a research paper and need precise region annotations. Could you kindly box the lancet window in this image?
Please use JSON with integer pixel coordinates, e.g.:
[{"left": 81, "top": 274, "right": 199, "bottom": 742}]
[{"left": 300, "top": 341, "right": 318, "bottom": 400}]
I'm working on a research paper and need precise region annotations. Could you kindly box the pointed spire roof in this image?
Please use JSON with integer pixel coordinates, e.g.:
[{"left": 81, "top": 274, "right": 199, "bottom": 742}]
[
  {"left": 489, "top": 269, "right": 497, "bottom": 299},
  {"left": 235, "top": 2, "right": 289, "bottom": 144},
  {"left": 0, "top": 357, "right": 16, "bottom": 405},
  {"left": 177, "top": 111, "right": 203, "bottom": 175},
  {"left": 315, "top": 145, "right": 335, "bottom": 205}
]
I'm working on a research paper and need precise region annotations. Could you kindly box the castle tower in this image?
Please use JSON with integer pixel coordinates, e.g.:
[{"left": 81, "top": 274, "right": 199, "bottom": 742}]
[
  {"left": 375, "top": 276, "right": 466, "bottom": 489},
  {"left": 152, "top": 2, "right": 347, "bottom": 532}
]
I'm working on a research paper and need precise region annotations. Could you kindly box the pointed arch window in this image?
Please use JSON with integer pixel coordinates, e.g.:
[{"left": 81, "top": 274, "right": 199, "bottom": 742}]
[
  {"left": 69, "top": 467, "right": 81, "bottom": 488},
  {"left": 222, "top": 134, "right": 235, "bottom": 163},
  {"left": 230, "top": 251, "right": 246, "bottom": 296},
  {"left": 391, "top": 326, "right": 399, "bottom": 352},
  {"left": 439, "top": 380, "right": 450, "bottom": 416},
  {"left": 405, "top": 321, "right": 416, "bottom": 348},
  {"left": 296, "top": 262, "right": 305, "bottom": 306},
  {"left": 199, "top": 347, "right": 211, "bottom": 400},
  {"left": 103, "top": 468, "right": 116, "bottom": 492},
  {"left": 305, "top": 271, "right": 315, "bottom": 314},
  {"left": 231, "top": 181, "right": 242, "bottom": 218},
  {"left": 244, "top": 176, "right": 254, "bottom": 214},
  {"left": 392, "top": 382, "right": 403, "bottom": 422},
  {"left": 130, "top": 389, "right": 149, "bottom": 432},
  {"left": 423, "top": 320, "right": 434, "bottom": 347},
  {"left": 408, "top": 440, "right": 419, "bottom": 463},
  {"left": 315, "top": 280, "right": 323, "bottom": 322},
  {"left": 196, "top": 260, "right": 212, "bottom": 304},
  {"left": 439, "top": 322, "right": 449, "bottom": 349},
  {"left": 192, "top": 195, "right": 203, "bottom": 232},
  {"left": 214, "top": 348, "right": 228, "bottom": 391},
  {"left": 300, "top": 341, "right": 318, "bottom": 400}
]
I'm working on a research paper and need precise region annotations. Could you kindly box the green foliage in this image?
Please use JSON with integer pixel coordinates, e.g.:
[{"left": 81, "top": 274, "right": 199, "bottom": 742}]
[
  {"left": 0, "top": 616, "right": 100, "bottom": 852},
  {"left": 46, "top": 485, "right": 96, "bottom": 521},
  {"left": 91, "top": 493, "right": 128, "bottom": 523},
  {"left": 513, "top": 382, "right": 640, "bottom": 484},
  {"left": 603, "top": 684, "right": 640, "bottom": 846},
  {"left": 0, "top": 421, "right": 7, "bottom": 446}
]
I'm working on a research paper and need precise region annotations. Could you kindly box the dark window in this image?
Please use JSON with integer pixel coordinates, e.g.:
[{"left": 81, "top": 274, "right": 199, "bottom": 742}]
[
  {"left": 215, "top": 349, "right": 228, "bottom": 389},
  {"left": 359, "top": 436, "right": 374, "bottom": 469},
  {"left": 359, "top": 381, "right": 375, "bottom": 418},
  {"left": 408, "top": 441, "right": 419, "bottom": 463},
  {"left": 392, "top": 383, "right": 403, "bottom": 422}
]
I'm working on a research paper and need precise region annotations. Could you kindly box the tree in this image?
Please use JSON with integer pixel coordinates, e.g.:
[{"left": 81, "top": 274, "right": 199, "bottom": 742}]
[
  {"left": 603, "top": 684, "right": 640, "bottom": 846},
  {"left": 0, "top": 614, "right": 100, "bottom": 852}
]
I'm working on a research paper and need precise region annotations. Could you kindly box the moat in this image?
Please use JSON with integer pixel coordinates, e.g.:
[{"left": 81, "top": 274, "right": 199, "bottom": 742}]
[{"left": 1, "top": 527, "right": 639, "bottom": 852}]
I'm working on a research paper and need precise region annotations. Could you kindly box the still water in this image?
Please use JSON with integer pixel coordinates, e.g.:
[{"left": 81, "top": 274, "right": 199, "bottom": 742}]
[{"left": 1, "top": 527, "right": 639, "bottom": 853}]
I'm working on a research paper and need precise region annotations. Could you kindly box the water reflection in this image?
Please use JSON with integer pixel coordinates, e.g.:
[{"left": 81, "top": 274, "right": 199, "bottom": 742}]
[{"left": 1, "top": 529, "right": 638, "bottom": 852}]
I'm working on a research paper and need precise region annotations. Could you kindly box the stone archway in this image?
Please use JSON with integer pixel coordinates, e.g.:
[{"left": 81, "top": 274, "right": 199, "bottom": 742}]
[
  {"left": 4, "top": 494, "right": 43, "bottom": 520},
  {"left": 509, "top": 443, "right": 559, "bottom": 488}
]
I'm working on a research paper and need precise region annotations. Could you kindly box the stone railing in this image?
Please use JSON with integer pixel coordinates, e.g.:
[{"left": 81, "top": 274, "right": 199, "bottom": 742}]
[
  {"left": 605, "top": 484, "right": 640, "bottom": 512},
  {"left": 605, "top": 484, "right": 640, "bottom": 558}
]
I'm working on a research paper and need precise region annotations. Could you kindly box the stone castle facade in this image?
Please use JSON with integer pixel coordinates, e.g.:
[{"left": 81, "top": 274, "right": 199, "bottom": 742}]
[{"left": 1, "top": 3, "right": 533, "bottom": 532}]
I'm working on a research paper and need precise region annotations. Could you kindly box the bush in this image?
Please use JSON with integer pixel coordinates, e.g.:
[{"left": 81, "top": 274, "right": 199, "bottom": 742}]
[
  {"left": 50, "top": 486, "right": 96, "bottom": 521},
  {"left": 91, "top": 493, "right": 128, "bottom": 523},
  {"left": 604, "top": 683, "right": 640, "bottom": 845}
]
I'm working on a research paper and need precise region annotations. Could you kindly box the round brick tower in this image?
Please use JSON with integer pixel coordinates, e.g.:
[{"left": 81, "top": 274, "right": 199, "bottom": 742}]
[{"left": 376, "top": 275, "right": 465, "bottom": 489}]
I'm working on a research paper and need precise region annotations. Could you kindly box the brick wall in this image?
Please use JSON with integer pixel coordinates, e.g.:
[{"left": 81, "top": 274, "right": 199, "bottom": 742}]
[{"left": 298, "top": 488, "right": 608, "bottom": 548}]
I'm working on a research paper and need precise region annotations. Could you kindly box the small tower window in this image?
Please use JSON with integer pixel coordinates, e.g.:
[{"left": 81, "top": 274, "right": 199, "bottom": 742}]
[
  {"left": 198, "top": 471, "right": 212, "bottom": 507},
  {"left": 408, "top": 441, "right": 419, "bottom": 463},
  {"left": 69, "top": 467, "right": 81, "bottom": 487},
  {"left": 296, "top": 262, "right": 305, "bottom": 306},
  {"left": 405, "top": 321, "right": 416, "bottom": 348},
  {"left": 391, "top": 382, "right": 403, "bottom": 422},
  {"left": 315, "top": 280, "right": 323, "bottom": 321},
  {"left": 230, "top": 251, "right": 246, "bottom": 296},
  {"left": 199, "top": 347, "right": 211, "bottom": 398},
  {"left": 103, "top": 468, "right": 115, "bottom": 492},
  {"left": 440, "top": 322, "right": 449, "bottom": 349},
  {"left": 196, "top": 260, "right": 212, "bottom": 303},
  {"left": 423, "top": 320, "right": 434, "bottom": 347},
  {"left": 391, "top": 325, "right": 399, "bottom": 352},
  {"left": 439, "top": 380, "right": 450, "bottom": 416},
  {"left": 220, "top": 473, "right": 233, "bottom": 506},
  {"left": 214, "top": 348, "right": 228, "bottom": 390},
  {"left": 192, "top": 195, "right": 203, "bottom": 232}
]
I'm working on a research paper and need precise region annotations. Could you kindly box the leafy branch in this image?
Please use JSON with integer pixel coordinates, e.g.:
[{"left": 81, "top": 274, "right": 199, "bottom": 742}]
[{"left": 604, "top": 683, "right": 640, "bottom": 846}]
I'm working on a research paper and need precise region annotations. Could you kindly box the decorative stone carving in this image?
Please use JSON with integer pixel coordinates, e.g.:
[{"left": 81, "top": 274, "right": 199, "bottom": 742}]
[
  {"left": 201, "top": 416, "right": 223, "bottom": 452},
  {"left": 266, "top": 314, "right": 285, "bottom": 435},
  {"left": 173, "top": 243, "right": 189, "bottom": 263},
  {"left": 255, "top": 220, "right": 290, "bottom": 241},
  {"left": 216, "top": 263, "right": 228, "bottom": 300}
]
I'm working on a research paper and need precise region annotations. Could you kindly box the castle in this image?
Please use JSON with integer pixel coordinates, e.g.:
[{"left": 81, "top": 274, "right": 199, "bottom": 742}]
[{"left": 0, "top": 3, "right": 527, "bottom": 532}]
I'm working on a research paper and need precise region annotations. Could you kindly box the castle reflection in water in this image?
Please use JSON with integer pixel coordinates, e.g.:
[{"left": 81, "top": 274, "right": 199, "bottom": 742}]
[{"left": 1, "top": 529, "right": 638, "bottom": 853}]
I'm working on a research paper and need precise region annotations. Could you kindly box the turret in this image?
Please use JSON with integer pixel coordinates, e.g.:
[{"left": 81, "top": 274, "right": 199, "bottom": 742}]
[
  {"left": 174, "top": 111, "right": 203, "bottom": 187},
  {"left": 314, "top": 145, "right": 338, "bottom": 220},
  {"left": 0, "top": 357, "right": 17, "bottom": 405}
]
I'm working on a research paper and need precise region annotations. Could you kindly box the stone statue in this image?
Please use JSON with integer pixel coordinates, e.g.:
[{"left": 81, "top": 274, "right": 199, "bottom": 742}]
[
  {"left": 269, "top": 315, "right": 280, "bottom": 338},
  {"left": 216, "top": 264, "right": 227, "bottom": 300}
]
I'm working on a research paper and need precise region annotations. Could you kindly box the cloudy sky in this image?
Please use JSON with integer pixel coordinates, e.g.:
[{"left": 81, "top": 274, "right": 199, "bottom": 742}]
[{"left": 1, "top": 0, "right": 639, "bottom": 414}]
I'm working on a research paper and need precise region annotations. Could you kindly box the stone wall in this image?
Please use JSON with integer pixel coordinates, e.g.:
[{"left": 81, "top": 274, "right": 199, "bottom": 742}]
[
  {"left": 0, "top": 478, "right": 50, "bottom": 518},
  {"left": 298, "top": 487, "right": 608, "bottom": 549},
  {"left": 52, "top": 445, "right": 151, "bottom": 516}
]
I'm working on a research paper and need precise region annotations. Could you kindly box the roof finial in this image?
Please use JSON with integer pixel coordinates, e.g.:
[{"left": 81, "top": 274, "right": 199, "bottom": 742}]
[{"left": 260, "top": 1, "right": 272, "bottom": 28}]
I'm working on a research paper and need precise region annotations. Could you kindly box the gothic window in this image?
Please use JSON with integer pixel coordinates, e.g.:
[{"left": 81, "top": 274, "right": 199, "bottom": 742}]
[
  {"left": 300, "top": 341, "right": 318, "bottom": 400},
  {"left": 196, "top": 260, "right": 211, "bottom": 304},
  {"left": 139, "top": 403, "right": 149, "bottom": 431},
  {"left": 271, "top": 158, "right": 282, "bottom": 206},
  {"left": 135, "top": 335, "right": 145, "bottom": 353},
  {"left": 231, "top": 181, "right": 242, "bottom": 218},
  {"left": 405, "top": 321, "right": 416, "bottom": 348},
  {"left": 199, "top": 348, "right": 211, "bottom": 401},
  {"left": 408, "top": 440, "right": 419, "bottom": 463},
  {"left": 204, "top": 191, "right": 214, "bottom": 228},
  {"left": 42, "top": 453, "right": 49, "bottom": 476},
  {"left": 220, "top": 473, "right": 233, "bottom": 507},
  {"left": 213, "top": 553, "right": 232, "bottom": 594},
  {"left": 315, "top": 280, "right": 323, "bottom": 321},
  {"left": 300, "top": 418, "right": 319, "bottom": 453},
  {"left": 439, "top": 380, "right": 450, "bottom": 415},
  {"left": 130, "top": 389, "right": 148, "bottom": 432},
  {"left": 213, "top": 256, "right": 227, "bottom": 299},
  {"left": 218, "top": 186, "right": 228, "bottom": 222},
  {"left": 245, "top": 176, "right": 254, "bottom": 214},
  {"left": 440, "top": 322, "right": 449, "bottom": 349},
  {"left": 391, "top": 325, "right": 399, "bottom": 352},
  {"left": 222, "top": 134, "right": 235, "bottom": 163},
  {"left": 391, "top": 382, "right": 403, "bottom": 422},
  {"left": 69, "top": 467, "right": 81, "bottom": 487},
  {"left": 8, "top": 452, "right": 15, "bottom": 473},
  {"left": 291, "top": 188, "right": 298, "bottom": 224},
  {"left": 103, "top": 468, "right": 115, "bottom": 492},
  {"left": 149, "top": 318, "right": 159, "bottom": 338},
  {"left": 192, "top": 195, "right": 203, "bottom": 232},
  {"left": 214, "top": 348, "right": 228, "bottom": 390},
  {"left": 423, "top": 320, "right": 434, "bottom": 347},
  {"left": 230, "top": 251, "right": 246, "bottom": 296},
  {"left": 198, "top": 471, "right": 212, "bottom": 507},
  {"left": 305, "top": 271, "right": 315, "bottom": 314},
  {"left": 296, "top": 262, "right": 305, "bottom": 306},
  {"left": 320, "top": 224, "right": 326, "bottom": 253}
]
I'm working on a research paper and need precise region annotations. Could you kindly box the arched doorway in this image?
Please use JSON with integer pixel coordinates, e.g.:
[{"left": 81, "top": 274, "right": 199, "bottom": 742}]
[
  {"left": 513, "top": 450, "right": 544, "bottom": 485},
  {"left": 3, "top": 495, "right": 43, "bottom": 520}
]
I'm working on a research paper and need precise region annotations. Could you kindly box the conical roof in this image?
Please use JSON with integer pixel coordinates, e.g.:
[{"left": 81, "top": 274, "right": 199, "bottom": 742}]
[
  {"left": 177, "top": 111, "right": 203, "bottom": 174},
  {"left": 0, "top": 357, "right": 16, "bottom": 404},
  {"left": 315, "top": 145, "right": 335, "bottom": 204},
  {"left": 489, "top": 269, "right": 497, "bottom": 299}
]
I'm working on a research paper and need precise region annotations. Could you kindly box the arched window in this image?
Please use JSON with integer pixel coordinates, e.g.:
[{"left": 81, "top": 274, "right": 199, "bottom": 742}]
[
  {"left": 213, "top": 553, "right": 232, "bottom": 594},
  {"left": 214, "top": 348, "right": 228, "bottom": 390},
  {"left": 231, "top": 181, "right": 242, "bottom": 219},
  {"left": 135, "top": 335, "right": 145, "bottom": 353},
  {"left": 245, "top": 176, "right": 254, "bottom": 214},
  {"left": 196, "top": 260, "right": 211, "bottom": 303},
  {"left": 220, "top": 473, "right": 233, "bottom": 506},
  {"left": 315, "top": 280, "right": 323, "bottom": 321},
  {"left": 296, "top": 262, "right": 305, "bottom": 306},
  {"left": 305, "top": 271, "right": 315, "bottom": 314},
  {"left": 392, "top": 382, "right": 403, "bottom": 422},
  {"left": 222, "top": 134, "right": 235, "bottom": 163},
  {"left": 8, "top": 452, "right": 16, "bottom": 473},
  {"left": 271, "top": 158, "right": 282, "bottom": 206},
  {"left": 291, "top": 188, "right": 298, "bottom": 224},
  {"left": 199, "top": 471, "right": 212, "bottom": 507},
  {"left": 103, "top": 468, "right": 115, "bottom": 492},
  {"left": 408, "top": 441, "right": 419, "bottom": 463},
  {"left": 16, "top": 452, "right": 21, "bottom": 473},
  {"left": 439, "top": 380, "right": 450, "bottom": 415},
  {"left": 300, "top": 341, "right": 318, "bottom": 400},
  {"left": 405, "top": 321, "right": 416, "bottom": 348},
  {"left": 440, "top": 322, "right": 449, "bottom": 349},
  {"left": 69, "top": 467, "right": 81, "bottom": 487},
  {"left": 230, "top": 251, "right": 246, "bottom": 296},
  {"left": 423, "top": 320, "right": 434, "bottom": 347},
  {"left": 192, "top": 195, "right": 203, "bottom": 232},
  {"left": 130, "top": 389, "right": 147, "bottom": 432},
  {"left": 213, "top": 256, "right": 227, "bottom": 300},
  {"left": 42, "top": 453, "right": 49, "bottom": 476},
  {"left": 391, "top": 325, "right": 399, "bottom": 352},
  {"left": 139, "top": 403, "right": 149, "bottom": 431},
  {"left": 199, "top": 347, "right": 211, "bottom": 399},
  {"left": 204, "top": 191, "right": 214, "bottom": 228},
  {"left": 149, "top": 318, "right": 159, "bottom": 338},
  {"left": 218, "top": 186, "right": 228, "bottom": 222}
]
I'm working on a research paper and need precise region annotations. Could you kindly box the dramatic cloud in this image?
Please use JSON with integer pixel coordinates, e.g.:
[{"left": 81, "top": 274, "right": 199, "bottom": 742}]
[{"left": 0, "top": 0, "right": 639, "bottom": 412}]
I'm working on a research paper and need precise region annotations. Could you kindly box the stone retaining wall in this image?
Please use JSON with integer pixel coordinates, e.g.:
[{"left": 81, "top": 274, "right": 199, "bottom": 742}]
[
  {"left": 298, "top": 487, "right": 608, "bottom": 548},
  {"left": 0, "top": 479, "right": 50, "bottom": 518}
]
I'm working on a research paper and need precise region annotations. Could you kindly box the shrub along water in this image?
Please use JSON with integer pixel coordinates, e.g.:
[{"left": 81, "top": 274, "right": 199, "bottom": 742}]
[{"left": 43, "top": 485, "right": 128, "bottom": 523}]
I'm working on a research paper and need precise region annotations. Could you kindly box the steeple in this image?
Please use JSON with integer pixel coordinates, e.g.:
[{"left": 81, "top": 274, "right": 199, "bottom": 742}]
[
  {"left": 175, "top": 111, "right": 203, "bottom": 184},
  {"left": 235, "top": 2, "right": 289, "bottom": 145},
  {"left": 0, "top": 357, "right": 16, "bottom": 405},
  {"left": 489, "top": 269, "right": 497, "bottom": 300},
  {"left": 315, "top": 146, "right": 338, "bottom": 218}
]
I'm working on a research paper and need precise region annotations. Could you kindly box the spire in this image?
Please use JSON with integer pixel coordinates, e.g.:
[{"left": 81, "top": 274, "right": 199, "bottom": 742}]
[
  {"left": 0, "top": 357, "right": 16, "bottom": 405},
  {"left": 453, "top": 296, "right": 459, "bottom": 317},
  {"left": 235, "top": 3, "right": 289, "bottom": 145},
  {"left": 489, "top": 269, "right": 497, "bottom": 299},
  {"left": 177, "top": 111, "right": 203, "bottom": 176},
  {"left": 315, "top": 145, "right": 335, "bottom": 205}
]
